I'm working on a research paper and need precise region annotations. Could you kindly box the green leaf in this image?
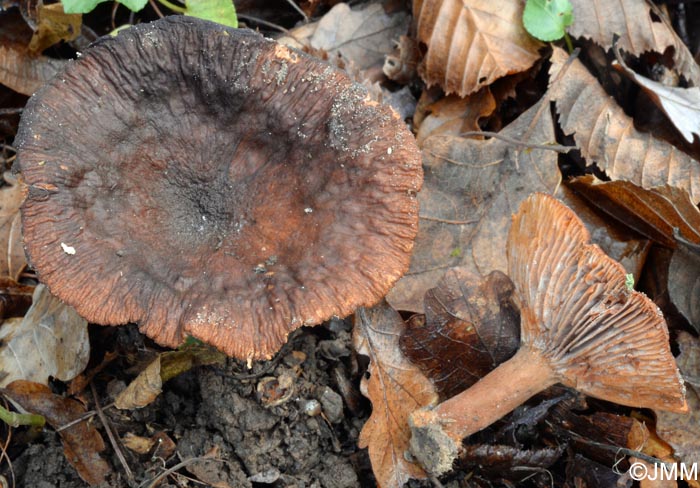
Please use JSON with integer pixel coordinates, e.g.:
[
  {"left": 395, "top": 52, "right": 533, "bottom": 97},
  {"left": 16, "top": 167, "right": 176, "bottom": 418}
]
[
  {"left": 62, "top": 0, "right": 148, "bottom": 14},
  {"left": 626, "top": 273, "right": 635, "bottom": 291},
  {"left": 186, "top": 0, "right": 238, "bottom": 28},
  {"left": 523, "top": 0, "right": 573, "bottom": 42}
]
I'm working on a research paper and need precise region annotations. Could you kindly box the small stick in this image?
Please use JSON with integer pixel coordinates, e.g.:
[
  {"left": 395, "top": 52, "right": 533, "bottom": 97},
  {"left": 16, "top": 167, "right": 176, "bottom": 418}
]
[{"left": 91, "top": 383, "right": 134, "bottom": 481}]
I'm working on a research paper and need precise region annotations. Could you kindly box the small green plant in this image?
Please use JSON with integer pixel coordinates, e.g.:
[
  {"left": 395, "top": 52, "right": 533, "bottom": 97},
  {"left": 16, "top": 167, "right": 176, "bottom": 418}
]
[
  {"left": 625, "top": 273, "right": 635, "bottom": 291},
  {"left": 61, "top": 0, "right": 237, "bottom": 28},
  {"left": 523, "top": 0, "right": 573, "bottom": 51}
]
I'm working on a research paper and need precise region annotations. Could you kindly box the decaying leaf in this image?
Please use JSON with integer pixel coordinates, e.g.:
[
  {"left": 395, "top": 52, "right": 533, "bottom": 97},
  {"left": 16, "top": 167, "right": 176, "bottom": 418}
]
[
  {"left": 568, "top": 0, "right": 700, "bottom": 85},
  {"left": 387, "top": 97, "right": 560, "bottom": 312},
  {"left": 548, "top": 48, "right": 700, "bottom": 203},
  {"left": 668, "top": 241, "right": 700, "bottom": 330},
  {"left": 400, "top": 269, "right": 519, "bottom": 400},
  {"left": 0, "top": 278, "right": 33, "bottom": 320},
  {"left": 28, "top": 3, "right": 81, "bottom": 55},
  {"left": 627, "top": 419, "right": 680, "bottom": 488},
  {"left": 657, "top": 331, "right": 700, "bottom": 466},
  {"left": 415, "top": 88, "right": 497, "bottom": 145},
  {"left": 0, "top": 10, "right": 68, "bottom": 95},
  {"left": 354, "top": 302, "right": 438, "bottom": 488},
  {"left": 115, "top": 346, "right": 226, "bottom": 409},
  {"left": 568, "top": 175, "right": 700, "bottom": 248},
  {"left": 4, "top": 380, "right": 111, "bottom": 485},
  {"left": 0, "top": 172, "right": 27, "bottom": 281},
  {"left": 123, "top": 431, "right": 176, "bottom": 458},
  {"left": 413, "top": 0, "right": 543, "bottom": 96},
  {"left": 280, "top": 2, "right": 409, "bottom": 72},
  {"left": 460, "top": 444, "right": 565, "bottom": 480},
  {"left": 614, "top": 51, "right": 700, "bottom": 144},
  {"left": 0, "top": 284, "right": 89, "bottom": 387}
]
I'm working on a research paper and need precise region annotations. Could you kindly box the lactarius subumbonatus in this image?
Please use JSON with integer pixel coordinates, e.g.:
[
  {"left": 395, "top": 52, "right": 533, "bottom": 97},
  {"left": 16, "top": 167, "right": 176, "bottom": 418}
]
[
  {"left": 15, "top": 17, "right": 422, "bottom": 361},
  {"left": 409, "top": 193, "right": 687, "bottom": 474}
]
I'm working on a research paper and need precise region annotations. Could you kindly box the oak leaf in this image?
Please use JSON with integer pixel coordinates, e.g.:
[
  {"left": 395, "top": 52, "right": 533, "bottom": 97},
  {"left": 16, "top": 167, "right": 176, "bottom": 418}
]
[{"left": 354, "top": 302, "right": 438, "bottom": 488}]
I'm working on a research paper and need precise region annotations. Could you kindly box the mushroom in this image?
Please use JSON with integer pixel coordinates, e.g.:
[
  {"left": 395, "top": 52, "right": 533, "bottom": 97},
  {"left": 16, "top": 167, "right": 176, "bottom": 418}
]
[
  {"left": 15, "top": 17, "right": 422, "bottom": 360},
  {"left": 409, "top": 193, "right": 687, "bottom": 474}
]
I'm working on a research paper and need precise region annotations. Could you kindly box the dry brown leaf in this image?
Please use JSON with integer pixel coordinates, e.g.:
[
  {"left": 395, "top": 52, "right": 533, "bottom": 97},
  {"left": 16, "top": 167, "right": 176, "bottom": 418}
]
[
  {"left": 4, "top": 380, "right": 111, "bottom": 485},
  {"left": 400, "top": 269, "right": 519, "bottom": 400},
  {"left": 0, "top": 6, "right": 66, "bottom": 95},
  {"left": 387, "top": 97, "right": 560, "bottom": 312},
  {"left": 657, "top": 332, "right": 700, "bottom": 468},
  {"left": 0, "top": 172, "right": 27, "bottom": 281},
  {"left": 28, "top": 3, "right": 81, "bottom": 55},
  {"left": 568, "top": 175, "right": 700, "bottom": 248},
  {"left": 415, "top": 88, "right": 496, "bottom": 145},
  {"left": 115, "top": 346, "right": 225, "bottom": 409},
  {"left": 668, "top": 242, "right": 700, "bottom": 330},
  {"left": 278, "top": 2, "right": 409, "bottom": 73},
  {"left": 569, "top": 0, "right": 700, "bottom": 86},
  {"left": 354, "top": 302, "right": 438, "bottom": 488},
  {"left": 614, "top": 55, "right": 700, "bottom": 144},
  {"left": 0, "top": 284, "right": 89, "bottom": 387},
  {"left": 549, "top": 48, "right": 700, "bottom": 203},
  {"left": 413, "top": 0, "right": 543, "bottom": 96},
  {"left": 114, "top": 355, "right": 162, "bottom": 409},
  {"left": 628, "top": 420, "right": 680, "bottom": 488}
]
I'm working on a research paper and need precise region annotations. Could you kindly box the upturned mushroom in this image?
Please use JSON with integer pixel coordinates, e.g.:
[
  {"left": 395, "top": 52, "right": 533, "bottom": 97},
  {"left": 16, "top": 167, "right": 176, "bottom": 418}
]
[
  {"left": 15, "top": 17, "right": 422, "bottom": 360},
  {"left": 409, "top": 193, "right": 687, "bottom": 474}
]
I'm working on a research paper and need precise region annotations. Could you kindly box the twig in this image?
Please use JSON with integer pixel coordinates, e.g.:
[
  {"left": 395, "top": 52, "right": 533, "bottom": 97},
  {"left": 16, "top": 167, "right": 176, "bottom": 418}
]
[
  {"left": 149, "top": 0, "right": 164, "bottom": 18},
  {"left": 0, "top": 109, "right": 22, "bottom": 116},
  {"left": 0, "top": 398, "right": 15, "bottom": 488},
  {"left": 284, "top": 0, "right": 309, "bottom": 22},
  {"left": 451, "top": 131, "right": 577, "bottom": 154},
  {"left": 90, "top": 383, "right": 134, "bottom": 481},
  {"left": 55, "top": 401, "right": 115, "bottom": 432},
  {"left": 140, "top": 448, "right": 221, "bottom": 488},
  {"left": 237, "top": 14, "right": 291, "bottom": 35}
]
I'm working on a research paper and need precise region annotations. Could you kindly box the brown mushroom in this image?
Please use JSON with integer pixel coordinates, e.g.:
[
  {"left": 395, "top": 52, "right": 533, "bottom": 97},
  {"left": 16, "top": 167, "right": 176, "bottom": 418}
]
[
  {"left": 409, "top": 193, "right": 686, "bottom": 474},
  {"left": 15, "top": 17, "right": 422, "bottom": 360}
]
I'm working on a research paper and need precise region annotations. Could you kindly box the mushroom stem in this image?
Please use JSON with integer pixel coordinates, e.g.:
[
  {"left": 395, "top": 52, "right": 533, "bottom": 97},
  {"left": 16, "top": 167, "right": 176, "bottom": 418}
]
[{"left": 409, "top": 346, "right": 556, "bottom": 474}]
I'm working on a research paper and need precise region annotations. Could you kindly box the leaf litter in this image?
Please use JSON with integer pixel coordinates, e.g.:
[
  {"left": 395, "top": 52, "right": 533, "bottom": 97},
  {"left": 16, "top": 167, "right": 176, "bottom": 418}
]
[{"left": 2, "top": 0, "right": 700, "bottom": 486}]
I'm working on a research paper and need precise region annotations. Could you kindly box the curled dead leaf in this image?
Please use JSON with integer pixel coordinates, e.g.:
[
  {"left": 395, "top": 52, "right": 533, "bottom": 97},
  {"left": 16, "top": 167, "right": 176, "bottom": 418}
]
[
  {"left": 548, "top": 48, "right": 700, "bottom": 203},
  {"left": 0, "top": 284, "right": 89, "bottom": 387},
  {"left": 568, "top": 0, "right": 700, "bottom": 85}
]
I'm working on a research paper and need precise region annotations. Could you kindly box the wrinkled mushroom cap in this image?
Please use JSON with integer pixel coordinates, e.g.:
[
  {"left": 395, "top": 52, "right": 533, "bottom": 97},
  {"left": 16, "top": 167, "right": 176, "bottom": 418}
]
[
  {"left": 507, "top": 193, "right": 686, "bottom": 412},
  {"left": 16, "top": 17, "right": 423, "bottom": 360}
]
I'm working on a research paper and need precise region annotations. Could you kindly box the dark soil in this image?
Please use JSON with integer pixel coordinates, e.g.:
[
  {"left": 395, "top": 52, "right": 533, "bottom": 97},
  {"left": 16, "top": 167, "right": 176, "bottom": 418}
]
[{"left": 4, "top": 321, "right": 386, "bottom": 488}]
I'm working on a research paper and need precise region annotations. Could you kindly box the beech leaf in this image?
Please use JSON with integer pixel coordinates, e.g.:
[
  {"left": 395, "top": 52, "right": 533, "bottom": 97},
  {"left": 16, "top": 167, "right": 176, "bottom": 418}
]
[
  {"left": 413, "top": 0, "right": 543, "bottom": 96},
  {"left": 568, "top": 0, "right": 700, "bottom": 85},
  {"left": 614, "top": 52, "right": 700, "bottom": 144},
  {"left": 548, "top": 47, "right": 700, "bottom": 203},
  {"left": 354, "top": 302, "right": 438, "bottom": 488},
  {"left": 568, "top": 175, "right": 700, "bottom": 248}
]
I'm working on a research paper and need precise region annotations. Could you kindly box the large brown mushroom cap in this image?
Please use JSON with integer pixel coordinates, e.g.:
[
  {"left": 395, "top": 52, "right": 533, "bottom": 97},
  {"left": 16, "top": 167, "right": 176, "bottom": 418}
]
[
  {"left": 507, "top": 193, "right": 686, "bottom": 411},
  {"left": 16, "top": 17, "right": 422, "bottom": 360}
]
